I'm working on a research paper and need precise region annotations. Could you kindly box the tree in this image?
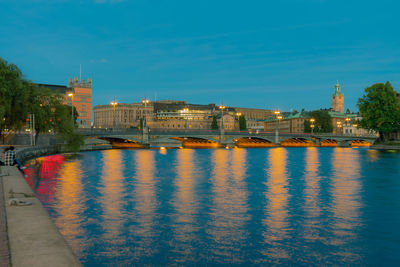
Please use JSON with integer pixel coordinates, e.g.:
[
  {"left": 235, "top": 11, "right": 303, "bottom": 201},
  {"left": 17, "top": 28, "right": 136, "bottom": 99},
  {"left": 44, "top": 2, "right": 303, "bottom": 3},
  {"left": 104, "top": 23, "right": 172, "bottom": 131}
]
[
  {"left": 358, "top": 82, "right": 400, "bottom": 142},
  {"left": 0, "top": 57, "right": 84, "bottom": 150},
  {"left": 239, "top": 115, "right": 247, "bottom": 130},
  {"left": 304, "top": 110, "right": 333, "bottom": 133},
  {"left": 0, "top": 58, "right": 30, "bottom": 133},
  {"left": 211, "top": 115, "right": 218, "bottom": 130}
]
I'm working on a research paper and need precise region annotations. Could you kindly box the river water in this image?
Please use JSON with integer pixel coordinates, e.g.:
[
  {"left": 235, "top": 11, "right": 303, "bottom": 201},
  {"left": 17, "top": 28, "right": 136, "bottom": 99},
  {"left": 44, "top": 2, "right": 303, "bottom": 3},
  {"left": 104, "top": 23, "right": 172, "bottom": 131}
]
[{"left": 24, "top": 147, "right": 400, "bottom": 266}]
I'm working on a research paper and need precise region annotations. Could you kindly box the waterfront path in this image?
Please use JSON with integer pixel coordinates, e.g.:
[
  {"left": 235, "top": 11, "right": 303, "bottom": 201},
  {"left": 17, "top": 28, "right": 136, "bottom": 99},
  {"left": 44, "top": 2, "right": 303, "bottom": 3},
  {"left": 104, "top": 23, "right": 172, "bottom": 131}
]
[
  {"left": 0, "top": 166, "right": 81, "bottom": 267},
  {"left": 0, "top": 169, "right": 10, "bottom": 267}
]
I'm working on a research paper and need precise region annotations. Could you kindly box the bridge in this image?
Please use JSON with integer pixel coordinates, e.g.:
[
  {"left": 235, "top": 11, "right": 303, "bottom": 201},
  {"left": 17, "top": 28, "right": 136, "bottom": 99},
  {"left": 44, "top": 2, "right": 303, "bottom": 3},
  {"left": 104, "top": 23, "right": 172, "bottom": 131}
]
[{"left": 79, "top": 128, "right": 378, "bottom": 148}]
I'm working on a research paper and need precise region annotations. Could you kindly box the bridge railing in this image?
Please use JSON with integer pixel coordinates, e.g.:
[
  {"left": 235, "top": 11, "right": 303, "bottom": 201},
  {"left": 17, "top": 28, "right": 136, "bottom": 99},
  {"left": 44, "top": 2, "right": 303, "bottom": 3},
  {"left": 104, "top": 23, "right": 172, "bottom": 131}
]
[{"left": 79, "top": 128, "right": 378, "bottom": 139}]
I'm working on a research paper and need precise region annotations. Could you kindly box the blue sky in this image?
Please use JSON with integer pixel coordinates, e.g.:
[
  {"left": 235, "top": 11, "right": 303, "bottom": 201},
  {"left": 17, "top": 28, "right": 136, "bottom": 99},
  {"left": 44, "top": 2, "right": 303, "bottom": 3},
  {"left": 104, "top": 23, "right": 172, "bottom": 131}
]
[{"left": 1, "top": 0, "right": 399, "bottom": 112}]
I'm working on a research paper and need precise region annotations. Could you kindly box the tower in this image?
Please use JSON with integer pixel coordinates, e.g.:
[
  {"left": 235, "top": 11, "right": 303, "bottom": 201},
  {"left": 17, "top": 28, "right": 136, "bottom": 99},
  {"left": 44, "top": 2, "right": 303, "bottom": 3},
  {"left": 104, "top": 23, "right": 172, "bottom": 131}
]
[
  {"left": 331, "top": 81, "right": 344, "bottom": 113},
  {"left": 68, "top": 77, "right": 92, "bottom": 128}
]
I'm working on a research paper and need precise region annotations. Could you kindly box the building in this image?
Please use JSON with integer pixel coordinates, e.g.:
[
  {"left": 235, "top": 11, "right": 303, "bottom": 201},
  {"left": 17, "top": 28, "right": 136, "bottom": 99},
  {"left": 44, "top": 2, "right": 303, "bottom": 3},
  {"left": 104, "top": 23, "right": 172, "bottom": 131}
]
[
  {"left": 68, "top": 77, "right": 92, "bottom": 128},
  {"left": 36, "top": 77, "right": 93, "bottom": 128},
  {"left": 216, "top": 114, "right": 235, "bottom": 130},
  {"left": 93, "top": 102, "right": 152, "bottom": 129},
  {"left": 331, "top": 81, "right": 344, "bottom": 113},
  {"left": 149, "top": 100, "right": 217, "bottom": 129},
  {"left": 231, "top": 107, "right": 274, "bottom": 130},
  {"left": 264, "top": 112, "right": 307, "bottom": 133}
]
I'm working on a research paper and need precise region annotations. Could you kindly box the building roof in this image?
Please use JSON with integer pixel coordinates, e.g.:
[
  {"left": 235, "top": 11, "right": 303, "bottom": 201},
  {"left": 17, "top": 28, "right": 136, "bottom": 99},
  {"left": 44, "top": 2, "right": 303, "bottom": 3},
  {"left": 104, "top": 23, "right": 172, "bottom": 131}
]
[
  {"left": 35, "top": 83, "right": 69, "bottom": 94},
  {"left": 328, "top": 111, "right": 357, "bottom": 119}
]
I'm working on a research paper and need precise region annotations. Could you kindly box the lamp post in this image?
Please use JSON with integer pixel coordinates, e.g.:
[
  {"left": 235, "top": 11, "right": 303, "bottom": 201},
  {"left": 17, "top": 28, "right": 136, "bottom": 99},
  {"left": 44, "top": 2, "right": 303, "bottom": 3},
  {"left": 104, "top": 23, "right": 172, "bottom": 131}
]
[
  {"left": 353, "top": 123, "right": 358, "bottom": 136},
  {"left": 336, "top": 121, "right": 342, "bottom": 135},
  {"left": 219, "top": 104, "right": 226, "bottom": 130},
  {"left": 110, "top": 98, "right": 118, "bottom": 131},
  {"left": 274, "top": 110, "right": 281, "bottom": 143},
  {"left": 310, "top": 118, "right": 315, "bottom": 134},
  {"left": 345, "top": 117, "right": 351, "bottom": 135},
  {"left": 182, "top": 107, "right": 189, "bottom": 129},
  {"left": 141, "top": 98, "right": 150, "bottom": 129},
  {"left": 236, "top": 112, "right": 242, "bottom": 130},
  {"left": 68, "top": 93, "right": 74, "bottom": 127}
]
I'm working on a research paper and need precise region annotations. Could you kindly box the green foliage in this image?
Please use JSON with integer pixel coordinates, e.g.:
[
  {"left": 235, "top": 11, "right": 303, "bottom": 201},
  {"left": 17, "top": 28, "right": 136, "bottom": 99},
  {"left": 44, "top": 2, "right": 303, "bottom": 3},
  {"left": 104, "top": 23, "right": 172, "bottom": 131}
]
[
  {"left": 358, "top": 82, "right": 400, "bottom": 141},
  {"left": 211, "top": 115, "right": 218, "bottom": 130},
  {"left": 304, "top": 110, "right": 333, "bottom": 133},
  {"left": 239, "top": 115, "right": 247, "bottom": 130},
  {"left": 0, "top": 58, "right": 30, "bottom": 131},
  {"left": 0, "top": 56, "right": 83, "bottom": 148}
]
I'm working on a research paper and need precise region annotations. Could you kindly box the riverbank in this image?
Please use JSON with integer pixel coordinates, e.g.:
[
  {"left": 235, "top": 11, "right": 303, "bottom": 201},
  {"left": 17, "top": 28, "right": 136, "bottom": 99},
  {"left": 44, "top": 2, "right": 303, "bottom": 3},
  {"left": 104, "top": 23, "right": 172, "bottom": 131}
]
[
  {"left": 1, "top": 166, "right": 81, "bottom": 266},
  {"left": 0, "top": 138, "right": 110, "bottom": 266},
  {"left": 370, "top": 144, "right": 400, "bottom": 150}
]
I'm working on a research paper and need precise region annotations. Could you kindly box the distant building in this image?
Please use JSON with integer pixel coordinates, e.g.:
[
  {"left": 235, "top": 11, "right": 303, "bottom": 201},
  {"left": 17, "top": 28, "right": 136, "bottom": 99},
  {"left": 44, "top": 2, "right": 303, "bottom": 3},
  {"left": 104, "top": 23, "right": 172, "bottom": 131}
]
[
  {"left": 93, "top": 102, "right": 152, "bottom": 129},
  {"left": 331, "top": 81, "right": 344, "bottom": 113},
  {"left": 231, "top": 107, "right": 274, "bottom": 130},
  {"left": 149, "top": 100, "right": 216, "bottom": 130},
  {"left": 264, "top": 112, "right": 307, "bottom": 133}
]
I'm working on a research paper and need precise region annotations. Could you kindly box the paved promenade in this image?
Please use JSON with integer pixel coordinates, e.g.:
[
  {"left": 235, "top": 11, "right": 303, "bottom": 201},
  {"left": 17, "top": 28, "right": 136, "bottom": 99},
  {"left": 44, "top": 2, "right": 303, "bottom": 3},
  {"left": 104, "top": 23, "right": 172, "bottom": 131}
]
[
  {"left": 0, "top": 166, "right": 81, "bottom": 267},
  {"left": 0, "top": 170, "right": 10, "bottom": 267}
]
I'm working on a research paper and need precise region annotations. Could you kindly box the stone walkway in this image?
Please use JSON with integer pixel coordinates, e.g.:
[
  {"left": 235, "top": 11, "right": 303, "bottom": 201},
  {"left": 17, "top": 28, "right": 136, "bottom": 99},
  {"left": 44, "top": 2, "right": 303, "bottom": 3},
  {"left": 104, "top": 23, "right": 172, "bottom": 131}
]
[{"left": 0, "top": 174, "right": 10, "bottom": 267}]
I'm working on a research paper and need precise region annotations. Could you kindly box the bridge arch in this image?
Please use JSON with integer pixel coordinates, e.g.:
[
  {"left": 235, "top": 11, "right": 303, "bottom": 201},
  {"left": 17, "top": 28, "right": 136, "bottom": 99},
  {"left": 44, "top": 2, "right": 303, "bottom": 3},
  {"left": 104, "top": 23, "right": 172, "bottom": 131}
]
[
  {"left": 320, "top": 139, "right": 338, "bottom": 147},
  {"left": 350, "top": 139, "right": 372, "bottom": 147},
  {"left": 281, "top": 137, "right": 316, "bottom": 147},
  {"left": 97, "top": 137, "right": 144, "bottom": 148},
  {"left": 171, "top": 137, "right": 221, "bottom": 148},
  {"left": 234, "top": 137, "right": 275, "bottom": 148}
]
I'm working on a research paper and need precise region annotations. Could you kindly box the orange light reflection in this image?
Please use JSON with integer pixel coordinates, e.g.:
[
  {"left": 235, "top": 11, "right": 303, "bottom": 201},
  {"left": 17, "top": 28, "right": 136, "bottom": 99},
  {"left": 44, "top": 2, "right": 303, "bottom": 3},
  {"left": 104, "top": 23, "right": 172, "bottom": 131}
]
[
  {"left": 99, "top": 150, "right": 126, "bottom": 251},
  {"left": 131, "top": 150, "right": 157, "bottom": 258},
  {"left": 54, "top": 160, "right": 86, "bottom": 257},
  {"left": 329, "top": 148, "right": 362, "bottom": 263},
  {"left": 208, "top": 149, "right": 249, "bottom": 263},
  {"left": 262, "top": 147, "right": 290, "bottom": 262}
]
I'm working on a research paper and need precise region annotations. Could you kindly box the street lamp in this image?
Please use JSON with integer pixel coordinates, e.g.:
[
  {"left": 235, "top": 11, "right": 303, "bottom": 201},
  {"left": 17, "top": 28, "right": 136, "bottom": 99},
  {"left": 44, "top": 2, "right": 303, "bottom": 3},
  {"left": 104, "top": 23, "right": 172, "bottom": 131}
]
[
  {"left": 182, "top": 107, "right": 189, "bottom": 129},
  {"left": 141, "top": 97, "right": 150, "bottom": 129},
  {"left": 345, "top": 117, "right": 351, "bottom": 135},
  {"left": 68, "top": 93, "right": 74, "bottom": 127},
  {"left": 219, "top": 104, "right": 226, "bottom": 130},
  {"left": 274, "top": 110, "right": 281, "bottom": 143},
  {"left": 235, "top": 112, "right": 242, "bottom": 130},
  {"left": 310, "top": 118, "right": 315, "bottom": 134},
  {"left": 353, "top": 123, "right": 358, "bottom": 136},
  {"left": 110, "top": 98, "right": 118, "bottom": 130},
  {"left": 336, "top": 121, "right": 342, "bottom": 135}
]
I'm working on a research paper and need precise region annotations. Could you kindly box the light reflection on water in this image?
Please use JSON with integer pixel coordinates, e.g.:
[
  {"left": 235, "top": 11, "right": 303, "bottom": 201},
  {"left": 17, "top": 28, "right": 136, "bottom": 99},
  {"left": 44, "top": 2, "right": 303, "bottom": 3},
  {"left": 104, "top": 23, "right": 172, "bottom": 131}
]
[{"left": 24, "top": 148, "right": 400, "bottom": 266}]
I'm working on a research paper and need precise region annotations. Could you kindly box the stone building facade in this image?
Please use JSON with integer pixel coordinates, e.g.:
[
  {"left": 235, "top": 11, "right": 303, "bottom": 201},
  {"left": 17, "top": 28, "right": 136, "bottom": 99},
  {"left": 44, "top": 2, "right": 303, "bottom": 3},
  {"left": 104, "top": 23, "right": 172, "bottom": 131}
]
[
  {"left": 93, "top": 103, "right": 152, "bottom": 129},
  {"left": 264, "top": 112, "right": 307, "bottom": 133}
]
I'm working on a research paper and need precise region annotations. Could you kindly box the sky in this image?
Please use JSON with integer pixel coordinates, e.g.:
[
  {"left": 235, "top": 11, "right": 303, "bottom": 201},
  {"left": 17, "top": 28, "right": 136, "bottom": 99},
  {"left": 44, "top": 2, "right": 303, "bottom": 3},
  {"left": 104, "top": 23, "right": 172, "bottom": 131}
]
[{"left": 1, "top": 0, "right": 399, "bottom": 112}]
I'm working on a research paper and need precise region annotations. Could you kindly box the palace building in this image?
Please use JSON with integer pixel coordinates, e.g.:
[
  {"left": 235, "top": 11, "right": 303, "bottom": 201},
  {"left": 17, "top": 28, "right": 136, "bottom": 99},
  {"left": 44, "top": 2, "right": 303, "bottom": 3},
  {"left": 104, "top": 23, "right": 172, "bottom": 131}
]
[{"left": 93, "top": 102, "right": 153, "bottom": 129}]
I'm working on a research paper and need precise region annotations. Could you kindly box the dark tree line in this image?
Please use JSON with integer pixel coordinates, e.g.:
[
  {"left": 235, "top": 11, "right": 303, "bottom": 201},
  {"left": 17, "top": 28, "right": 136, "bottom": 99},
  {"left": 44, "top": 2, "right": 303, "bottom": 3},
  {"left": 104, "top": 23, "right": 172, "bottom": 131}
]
[{"left": 0, "top": 57, "right": 83, "bottom": 150}]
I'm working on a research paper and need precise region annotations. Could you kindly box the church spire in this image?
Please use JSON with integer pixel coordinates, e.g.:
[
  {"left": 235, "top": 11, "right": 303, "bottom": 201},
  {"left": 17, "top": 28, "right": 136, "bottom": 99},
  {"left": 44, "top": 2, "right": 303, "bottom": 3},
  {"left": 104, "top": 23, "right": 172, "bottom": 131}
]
[{"left": 335, "top": 80, "right": 341, "bottom": 94}]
